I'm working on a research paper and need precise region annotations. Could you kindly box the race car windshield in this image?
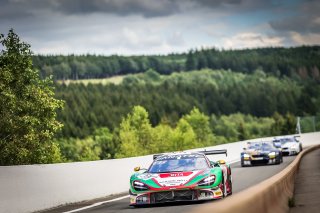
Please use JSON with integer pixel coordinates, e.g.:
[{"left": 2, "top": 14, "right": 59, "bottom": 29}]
[
  {"left": 280, "top": 138, "right": 296, "bottom": 143},
  {"left": 248, "top": 143, "right": 274, "bottom": 150},
  {"left": 148, "top": 156, "right": 209, "bottom": 173}
]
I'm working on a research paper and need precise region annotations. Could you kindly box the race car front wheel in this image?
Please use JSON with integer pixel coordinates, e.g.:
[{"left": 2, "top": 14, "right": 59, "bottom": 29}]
[
  {"left": 227, "top": 175, "right": 233, "bottom": 195},
  {"left": 275, "top": 155, "right": 282, "bottom": 164},
  {"left": 220, "top": 176, "right": 227, "bottom": 198}
]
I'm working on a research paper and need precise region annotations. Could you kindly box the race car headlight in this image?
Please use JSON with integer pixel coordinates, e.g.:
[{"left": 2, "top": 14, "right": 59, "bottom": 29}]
[
  {"left": 243, "top": 154, "right": 250, "bottom": 158},
  {"left": 198, "top": 175, "right": 216, "bottom": 186},
  {"left": 133, "top": 181, "right": 149, "bottom": 191},
  {"left": 268, "top": 152, "right": 276, "bottom": 157}
]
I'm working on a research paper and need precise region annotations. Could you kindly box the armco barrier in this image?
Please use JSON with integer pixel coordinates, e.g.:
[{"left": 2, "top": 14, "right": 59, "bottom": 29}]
[
  {"left": 0, "top": 132, "right": 319, "bottom": 213},
  {"left": 191, "top": 143, "right": 320, "bottom": 213}
]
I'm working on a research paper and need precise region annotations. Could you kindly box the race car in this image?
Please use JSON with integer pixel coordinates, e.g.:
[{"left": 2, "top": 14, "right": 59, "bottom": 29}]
[
  {"left": 129, "top": 150, "right": 232, "bottom": 206},
  {"left": 273, "top": 136, "right": 302, "bottom": 156},
  {"left": 241, "top": 141, "right": 283, "bottom": 167}
]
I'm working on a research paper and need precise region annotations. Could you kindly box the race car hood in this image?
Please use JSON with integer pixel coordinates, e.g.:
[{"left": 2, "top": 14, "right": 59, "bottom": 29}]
[
  {"left": 136, "top": 170, "right": 207, "bottom": 187},
  {"left": 244, "top": 149, "right": 273, "bottom": 155}
]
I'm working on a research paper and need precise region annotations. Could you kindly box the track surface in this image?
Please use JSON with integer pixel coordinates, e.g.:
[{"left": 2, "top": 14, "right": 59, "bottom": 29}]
[{"left": 65, "top": 156, "right": 296, "bottom": 213}]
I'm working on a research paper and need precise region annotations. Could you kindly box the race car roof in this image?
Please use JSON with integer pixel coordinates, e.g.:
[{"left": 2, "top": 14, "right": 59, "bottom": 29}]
[{"left": 153, "top": 149, "right": 227, "bottom": 160}]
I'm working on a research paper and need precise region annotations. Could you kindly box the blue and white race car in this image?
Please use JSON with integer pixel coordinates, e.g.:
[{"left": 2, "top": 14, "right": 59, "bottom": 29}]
[{"left": 241, "top": 141, "right": 283, "bottom": 167}]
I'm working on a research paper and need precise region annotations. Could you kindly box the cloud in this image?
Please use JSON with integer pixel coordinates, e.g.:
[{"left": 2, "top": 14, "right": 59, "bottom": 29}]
[
  {"left": 55, "top": 0, "right": 181, "bottom": 18},
  {"left": 270, "top": 0, "right": 320, "bottom": 34},
  {"left": 0, "top": 0, "right": 279, "bottom": 20},
  {"left": 193, "top": 0, "right": 271, "bottom": 10},
  {"left": 166, "top": 31, "right": 185, "bottom": 46},
  {"left": 0, "top": 0, "right": 182, "bottom": 19},
  {"left": 289, "top": 32, "right": 320, "bottom": 45},
  {"left": 1, "top": 0, "right": 318, "bottom": 55},
  {"left": 270, "top": 16, "right": 320, "bottom": 34},
  {"left": 18, "top": 13, "right": 190, "bottom": 55},
  {"left": 221, "top": 32, "right": 284, "bottom": 49}
]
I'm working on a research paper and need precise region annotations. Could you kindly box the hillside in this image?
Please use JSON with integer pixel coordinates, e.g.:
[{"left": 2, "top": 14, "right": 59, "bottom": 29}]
[{"left": 55, "top": 69, "right": 319, "bottom": 139}]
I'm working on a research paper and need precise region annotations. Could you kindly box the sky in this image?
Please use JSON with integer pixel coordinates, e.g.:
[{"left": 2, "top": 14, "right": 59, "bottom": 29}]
[{"left": 1, "top": 0, "right": 320, "bottom": 55}]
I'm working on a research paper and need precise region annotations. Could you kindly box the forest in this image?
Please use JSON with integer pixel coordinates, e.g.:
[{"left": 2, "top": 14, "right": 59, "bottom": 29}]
[
  {"left": 25, "top": 46, "right": 320, "bottom": 162},
  {"left": 55, "top": 69, "right": 312, "bottom": 138},
  {"left": 53, "top": 68, "right": 320, "bottom": 161},
  {"left": 33, "top": 46, "right": 320, "bottom": 81}
]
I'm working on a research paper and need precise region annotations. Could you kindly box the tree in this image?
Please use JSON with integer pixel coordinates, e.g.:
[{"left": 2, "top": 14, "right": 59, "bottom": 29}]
[
  {"left": 144, "top": 69, "right": 161, "bottom": 82},
  {"left": 282, "top": 113, "right": 297, "bottom": 135},
  {"left": 270, "top": 112, "right": 285, "bottom": 136},
  {"left": 186, "top": 50, "right": 196, "bottom": 71},
  {"left": 172, "top": 118, "right": 197, "bottom": 150},
  {"left": 183, "top": 107, "right": 214, "bottom": 146},
  {"left": 93, "top": 127, "right": 117, "bottom": 159},
  {"left": 0, "top": 29, "right": 64, "bottom": 165},
  {"left": 150, "top": 124, "right": 174, "bottom": 153},
  {"left": 57, "top": 137, "right": 101, "bottom": 162},
  {"left": 116, "top": 106, "right": 153, "bottom": 158},
  {"left": 238, "top": 122, "right": 249, "bottom": 141}
]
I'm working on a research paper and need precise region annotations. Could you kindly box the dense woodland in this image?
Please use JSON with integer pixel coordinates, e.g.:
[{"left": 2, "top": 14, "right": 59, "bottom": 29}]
[
  {"left": 55, "top": 69, "right": 318, "bottom": 138},
  {"left": 52, "top": 68, "right": 320, "bottom": 161},
  {"left": 34, "top": 46, "right": 320, "bottom": 162},
  {"left": 33, "top": 46, "right": 320, "bottom": 81}
]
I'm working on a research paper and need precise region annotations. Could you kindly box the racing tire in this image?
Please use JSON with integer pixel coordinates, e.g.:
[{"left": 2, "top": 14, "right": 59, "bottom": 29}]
[
  {"left": 298, "top": 144, "right": 303, "bottom": 154},
  {"left": 227, "top": 175, "right": 233, "bottom": 196},
  {"left": 221, "top": 176, "right": 227, "bottom": 198},
  {"left": 275, "top": 155, "right": 281, "bottom": 164},
  {"left": 224, "top": 166, "right": 232, "bottom": 196},
  {"left": 240, "top": 159, "right": 245, "bottom": 167}
]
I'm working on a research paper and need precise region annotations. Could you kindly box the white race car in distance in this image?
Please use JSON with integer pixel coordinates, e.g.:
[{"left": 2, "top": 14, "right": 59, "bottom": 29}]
[{"left": 273, "top": 136, "right": 302, "bottom": 156}]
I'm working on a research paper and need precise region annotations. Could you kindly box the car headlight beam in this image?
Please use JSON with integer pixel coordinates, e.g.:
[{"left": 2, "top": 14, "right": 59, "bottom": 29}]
[
  {"left": 243, "top": 153, "right": 250, "bottom": 158},
  {"left": 198, "top": 175, "right": 216, "bottom": 186},
  {"left": 133, "top": 181, "right": 149, "bottom": 191},
  {"left": 268, "top": 152, "right": 276, "bottom": 158}
]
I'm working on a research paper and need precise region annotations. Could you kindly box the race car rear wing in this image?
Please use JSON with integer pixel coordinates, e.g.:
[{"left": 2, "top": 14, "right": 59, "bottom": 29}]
[{"left": 199, "top": 149, "right": 227, "bottom": 157}]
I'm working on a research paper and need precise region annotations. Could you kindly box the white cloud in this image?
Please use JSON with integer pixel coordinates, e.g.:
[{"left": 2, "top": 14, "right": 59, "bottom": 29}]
[
  {"left": 290, "top": 32, "right": 320, "bottom": 45},
  {"left": 166, "top": 31, "right": 185, "bottom": 46},
  {"left": 221, "top": 32, "right": 284, "bottom": 49},
  {"left": 20, "top": 13, "right": 194, "bottom": 55}
]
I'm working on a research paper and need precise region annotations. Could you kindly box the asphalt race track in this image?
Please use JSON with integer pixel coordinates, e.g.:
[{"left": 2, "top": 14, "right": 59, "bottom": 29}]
[{"left": 49, "top": 155, "right": 296, "bottom": 213}]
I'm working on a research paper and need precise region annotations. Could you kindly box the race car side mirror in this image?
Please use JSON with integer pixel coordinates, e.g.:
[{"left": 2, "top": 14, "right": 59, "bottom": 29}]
[
  {"left": 218, "top": 160, "right": 226, "bottom": 164},
  {"left": 134, "top": 166, "right": 140, "bottom": 172}
]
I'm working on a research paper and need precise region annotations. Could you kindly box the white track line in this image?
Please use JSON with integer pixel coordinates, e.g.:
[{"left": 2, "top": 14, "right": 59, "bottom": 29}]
[{"left": 63, "top": 195, "right": 130, "bottom": 213}]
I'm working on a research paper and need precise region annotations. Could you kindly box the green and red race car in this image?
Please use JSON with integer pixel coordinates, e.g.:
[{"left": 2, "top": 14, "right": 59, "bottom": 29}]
[{"left": 129, "top": 150, "right": 232, "bottom": 206}]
